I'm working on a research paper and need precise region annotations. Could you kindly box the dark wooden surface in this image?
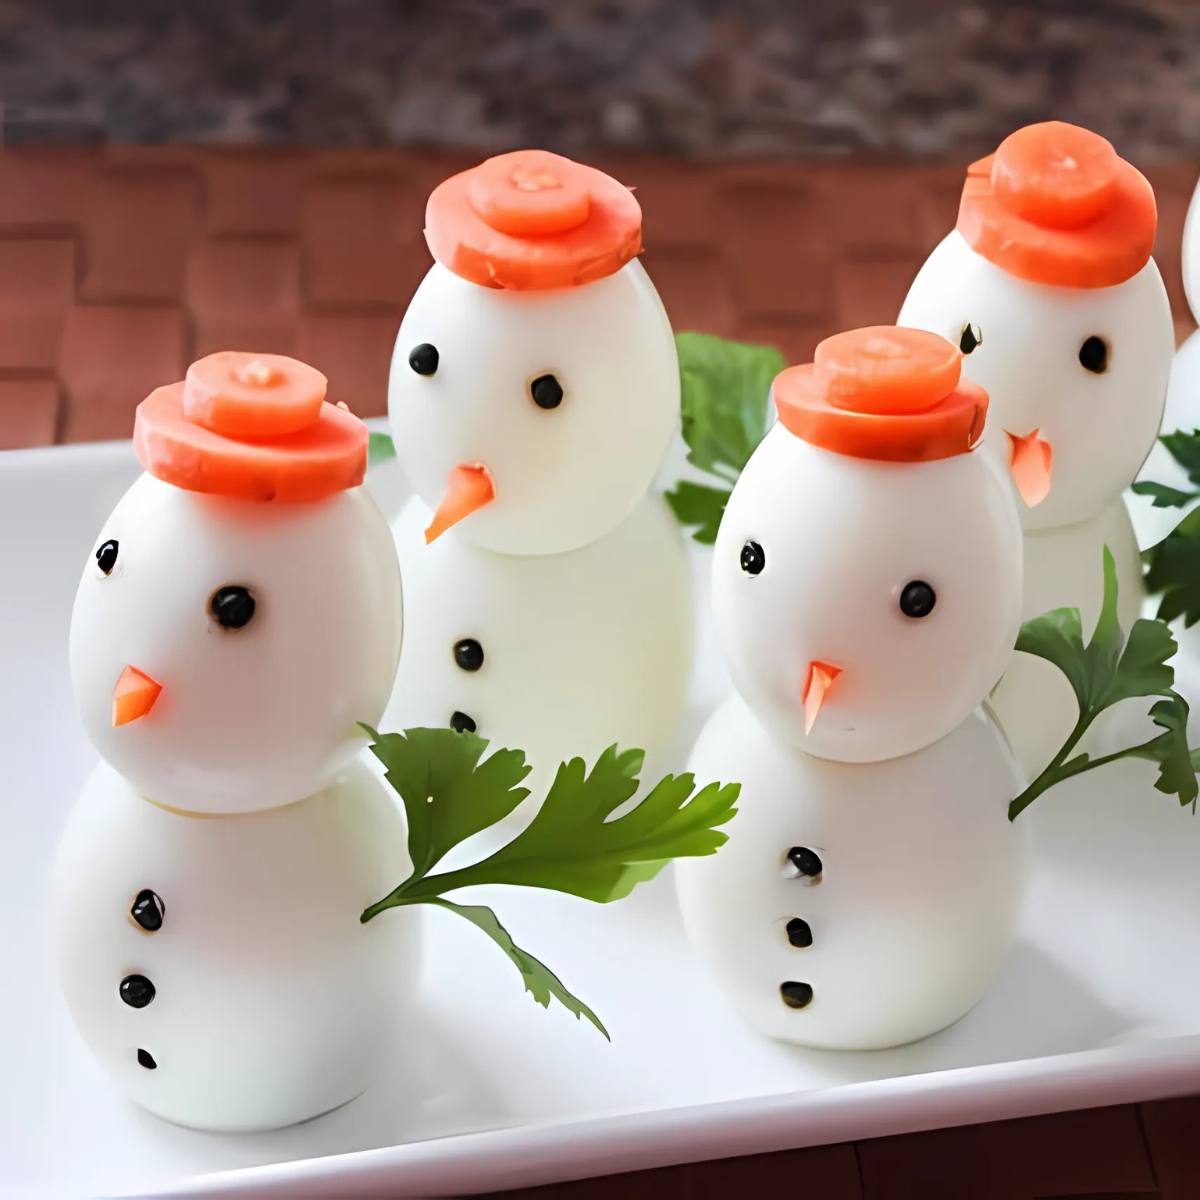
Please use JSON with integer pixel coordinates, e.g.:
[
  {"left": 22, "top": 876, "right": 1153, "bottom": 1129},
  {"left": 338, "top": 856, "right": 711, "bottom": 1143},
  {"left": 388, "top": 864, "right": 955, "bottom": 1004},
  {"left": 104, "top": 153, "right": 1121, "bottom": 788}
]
[
  {"left": 477, "top": 1097, "right": 1200, "bottom": 1199},
  {"left": 4, "top": 2, "right": 1200, "bottom": 162}
]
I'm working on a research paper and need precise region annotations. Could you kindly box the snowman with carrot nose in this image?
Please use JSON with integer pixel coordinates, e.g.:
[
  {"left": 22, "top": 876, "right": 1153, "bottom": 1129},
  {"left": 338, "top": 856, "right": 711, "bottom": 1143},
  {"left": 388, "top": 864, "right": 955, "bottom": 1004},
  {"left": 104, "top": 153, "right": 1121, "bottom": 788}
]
[
  {"left": 383, "top": 149, "right": 692, "bottom": 791},
  {"left": 53, "top": 352, "right": 413, "bottom": 1132},
  {"left": 676, "top": 326, "right": 1027, "bottom": 1050},
  {"left": 899, "top": 121, "right": 1174, "bottom": 771}
]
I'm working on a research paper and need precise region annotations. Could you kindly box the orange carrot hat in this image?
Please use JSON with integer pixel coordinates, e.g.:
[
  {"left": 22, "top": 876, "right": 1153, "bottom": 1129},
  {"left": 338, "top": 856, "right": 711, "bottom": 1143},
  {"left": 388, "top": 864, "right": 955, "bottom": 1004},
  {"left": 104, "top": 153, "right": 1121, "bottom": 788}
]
[
  {"left": 133, "top": 351, "right": 368, "bottom": 503},
  {"left": 956, "top": 121, "right": 1157, "bottom": 289},
  {"left": 774, "top": 326, "right": 987, "bottom": 463},
  {"left": 424, "top": 149, "right": 643, "bottom": 291}
]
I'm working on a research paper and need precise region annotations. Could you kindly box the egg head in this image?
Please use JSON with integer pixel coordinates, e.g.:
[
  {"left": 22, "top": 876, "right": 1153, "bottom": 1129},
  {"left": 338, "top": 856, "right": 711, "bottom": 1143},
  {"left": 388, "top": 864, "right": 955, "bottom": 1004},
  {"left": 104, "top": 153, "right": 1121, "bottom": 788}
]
[
  {"left": 1182, "top": 174, "right": 1200, "bottom": 325},
  {"left": 69, "top": 352, "right": 403, "bottom": 814},
  {"left": 712, "top": 326, "right": 1023, "bottom": 764},
  {"left": 899, "top": 121, "right": 1173, "bottom": 531},
  {"left": 388, "top": 150, "right": 680, "bottom": 556}
]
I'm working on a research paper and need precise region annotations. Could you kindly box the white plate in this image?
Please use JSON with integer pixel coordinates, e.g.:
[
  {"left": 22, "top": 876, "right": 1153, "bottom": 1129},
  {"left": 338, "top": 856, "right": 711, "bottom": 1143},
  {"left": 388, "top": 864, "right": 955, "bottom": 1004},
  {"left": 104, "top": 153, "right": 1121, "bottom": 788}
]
[{"left": 4, "top": 439, "right": 1200, "bottom": 1200}]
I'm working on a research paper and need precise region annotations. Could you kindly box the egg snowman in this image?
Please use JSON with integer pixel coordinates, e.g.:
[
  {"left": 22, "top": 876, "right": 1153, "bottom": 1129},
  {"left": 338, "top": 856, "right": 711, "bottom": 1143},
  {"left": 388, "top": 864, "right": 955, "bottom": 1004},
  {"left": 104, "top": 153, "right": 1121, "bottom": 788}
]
[
  {"left": 1152, "top": 174, "right": 1200, "bottom": 483},
  {"left": 383, "top": 150, "right": 691, "bottom": 788},
  {"left": 675, "top": 327, "right": 1028, "bottom": 1050},
  {"left": 52, "top": 352, "right": 413, "bottom": 1132},
  {"left": 899, "top": 121, "right": 1174, "bottom": 773}
]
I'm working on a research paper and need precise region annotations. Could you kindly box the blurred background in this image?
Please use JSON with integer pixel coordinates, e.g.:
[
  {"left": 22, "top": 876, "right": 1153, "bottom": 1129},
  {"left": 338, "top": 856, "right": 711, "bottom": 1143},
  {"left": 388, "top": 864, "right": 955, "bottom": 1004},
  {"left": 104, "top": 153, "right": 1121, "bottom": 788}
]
[{"left": 0, "top": 0, "right": 1197, "bottom": 448}]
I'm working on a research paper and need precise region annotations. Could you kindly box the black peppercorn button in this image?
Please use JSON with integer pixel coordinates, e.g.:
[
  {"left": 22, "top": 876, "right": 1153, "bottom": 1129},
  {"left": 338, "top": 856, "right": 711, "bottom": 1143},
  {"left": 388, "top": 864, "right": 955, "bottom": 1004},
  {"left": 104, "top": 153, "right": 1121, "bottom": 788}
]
[
  {"left": 453, "top": 638, "right": 484, "bottom": 672},
  {"left": 409, "top": 343, "right": 439, "bottom": 376},
  {"left": 899, "top": 580, "right": 936, "bottom": 619},
  {"left": 130, "top": 889, "right": 165, "bottom": 933},
  {"left": 785, "top": 917, "right": 813, "bottom": 948},
  {"left": 137, "top": 1048, "right": 157, "bottom": 1070},
  {"left": 211, "top": 585, "right": 256, "bottom": 629},
  {"left": 530, "top": 374, "right": 563, "bottom": 410},
  {"left": 96, "top": 539, "right": 119, "bottom": 575},
  {"left": 786, "top": 846, "right": 823, "bottom": 879},
  {"left": 450, "top": 710, "right": 477, "bottom": 734},
  {"left": 120, "top": 974, "right": 156, "bottom": 1009},
  {"left": 780, "top": 981, "right": 814, "bottom": 1009}
]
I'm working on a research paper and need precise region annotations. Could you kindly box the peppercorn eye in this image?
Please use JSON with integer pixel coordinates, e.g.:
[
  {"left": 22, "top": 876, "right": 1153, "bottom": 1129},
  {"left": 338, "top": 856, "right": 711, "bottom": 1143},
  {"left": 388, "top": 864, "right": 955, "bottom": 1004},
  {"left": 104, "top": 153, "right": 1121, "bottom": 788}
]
[
  {"left": 210, "top": 585, "right": 256, "bottom": 630},
  {"left": 409, "top": 343, "right": 439, "bottom": 376},
  {"left": 453, "top": 638, "right": 484, "bottom": 672},
  {"left": 740, "top": 540, "right": 765, "bottom": 576},
  {"left": 1079, "top": 335, "right": 1108, "bottom": 374},
  {"left": 959, "top": 323, "right": 982, "bottom": 354},
  {"left": 530, "top": 374, "right": 564, "bottom": 410},
  {"left": 96, "top": 539, "right": 119, "bottom": 576},
  {"left": 899, "top": 580, "right": 936, "bottom": 619}
]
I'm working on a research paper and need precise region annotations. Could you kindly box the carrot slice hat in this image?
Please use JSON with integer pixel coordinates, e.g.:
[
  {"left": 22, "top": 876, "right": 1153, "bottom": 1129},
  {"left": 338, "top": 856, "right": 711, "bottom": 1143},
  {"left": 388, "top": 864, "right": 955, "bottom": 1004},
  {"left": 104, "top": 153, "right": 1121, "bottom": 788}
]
[
  {"left": 774, "top": 326, "right": 987, "bottom": 463},
  {"left": 956, "top": 120, "right": 1157, "bottom": 289},
  {"left": 133, "top": 351, "right": 368, "bottom": 503},
  {"left": 424, "top": 149, "right": 643, "bottom": 291}
]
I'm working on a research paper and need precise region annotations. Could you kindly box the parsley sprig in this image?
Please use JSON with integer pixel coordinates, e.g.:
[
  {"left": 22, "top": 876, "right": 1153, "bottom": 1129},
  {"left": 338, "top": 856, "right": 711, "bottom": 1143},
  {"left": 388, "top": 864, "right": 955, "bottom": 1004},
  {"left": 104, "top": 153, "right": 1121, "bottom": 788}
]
[
  {"left": 359, "top": 726, "right": 740, "bottom": 1037},
  {"left": 666, "top": 332, "right": 783, "bottom": 544},
  {"left": 1132, "top": 429, "right": 1200, "bottom": 510},
  {"left": 1135, "top": 430, "right": 1200, "bottom": 626},
  {"left": 367, "top": 430, "right": 396, "bottom": 466},
  {"left": 1008, "top": 546, "right": 1197, "bottom": 819}
]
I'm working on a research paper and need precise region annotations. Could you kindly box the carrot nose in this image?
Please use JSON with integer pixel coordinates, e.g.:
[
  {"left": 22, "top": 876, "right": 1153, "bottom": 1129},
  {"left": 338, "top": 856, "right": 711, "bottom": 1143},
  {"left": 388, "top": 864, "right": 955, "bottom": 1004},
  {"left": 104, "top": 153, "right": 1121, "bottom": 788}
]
[
  {"left": 803, "top": 660, "right": 842, "bottom": 735},
  {"left": 424, "top": 463, "right": 496, "bottom": 544},
  {"left": 1006, "top": 428, "right": 1053, "bottom": 508},
  {"left": 112, "top": 665, "right": 163, "bottom": 727}
]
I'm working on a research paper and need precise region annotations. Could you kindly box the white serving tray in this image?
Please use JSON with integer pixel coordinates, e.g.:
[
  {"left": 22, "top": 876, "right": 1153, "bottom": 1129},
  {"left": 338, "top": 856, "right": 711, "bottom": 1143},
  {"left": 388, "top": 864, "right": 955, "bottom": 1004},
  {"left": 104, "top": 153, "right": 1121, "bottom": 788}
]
[{"left": 5, "top": 438, "right": 1200, "bottom": 1200}]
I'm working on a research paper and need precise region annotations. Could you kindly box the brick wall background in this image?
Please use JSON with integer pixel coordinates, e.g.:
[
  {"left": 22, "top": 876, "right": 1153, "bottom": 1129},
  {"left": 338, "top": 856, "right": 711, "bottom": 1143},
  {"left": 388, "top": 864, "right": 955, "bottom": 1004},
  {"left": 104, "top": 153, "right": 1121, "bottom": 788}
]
[{"left": 1, "top": 147, "right": 1195, "bottom": 451}]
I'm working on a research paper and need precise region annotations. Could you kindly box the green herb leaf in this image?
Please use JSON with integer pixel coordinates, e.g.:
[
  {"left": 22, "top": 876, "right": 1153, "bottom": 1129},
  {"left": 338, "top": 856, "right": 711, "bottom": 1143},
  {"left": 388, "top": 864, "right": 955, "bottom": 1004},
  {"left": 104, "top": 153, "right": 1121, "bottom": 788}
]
[
  {"left": 1008, "top": 546, "right": 1196, "bottom": 819},
  {"left": 1100, "top": 610, "right": 1178, "bottom": 707},
  {"left": 1013, "top": 605, "right": 1088, "bottom": 709},
  {"left": 1144, "top": 506, "right": 1200, "bottom": 627},
  {"left": 665, "top": 333, "right": 784, "bottom": 542},
  {"left": 428, "top": 898, "right": 609, "bottom": 1038},
  {"left": 1014, "top": 548, "right": 1174, "bottom": 713},
  {"left": 360, "top": 725, "right": 531, "bottom": 882},
  {"left": 1159, "top": 429, "right": 1200, "bottom": 488},
  {"left": 359, "top": 728, "right": 740, "bottom": 1037},
  {"left": 368, "top": 431, "right": 396, "bottom": 467},
  {"left": 1133, "top": 431, "right": 1200, "bottom": 619},
  {"left": 1130, "top": 480, "right": 1200, "bottom": 509},
  {"left": 1128, "top": 695, "right": 1199, "bottom": 808},
  {"left": 400, "top": 745, "right": 740, "bottom": 904},
  {"left": 676, "top": 332, "right": 783, "bottom": 478},
  {"left": 664, "top": 480, "right": 730, "bottom": 545}
]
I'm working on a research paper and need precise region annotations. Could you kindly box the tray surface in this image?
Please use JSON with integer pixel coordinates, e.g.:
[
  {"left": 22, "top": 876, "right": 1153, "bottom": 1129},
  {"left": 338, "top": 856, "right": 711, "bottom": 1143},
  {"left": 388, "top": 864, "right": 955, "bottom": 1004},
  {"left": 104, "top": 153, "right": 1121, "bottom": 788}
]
[{"left": 3, "top": 440, "right": 1200, "bottom": 1200}]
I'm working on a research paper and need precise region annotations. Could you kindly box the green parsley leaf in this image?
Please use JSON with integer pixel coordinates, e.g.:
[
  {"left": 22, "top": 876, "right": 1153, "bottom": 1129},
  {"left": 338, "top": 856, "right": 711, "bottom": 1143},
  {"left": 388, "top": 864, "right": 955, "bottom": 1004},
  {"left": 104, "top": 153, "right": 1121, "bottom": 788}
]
[
  {"left": 1131, "top": 480, "right": 1200, "bottom": 509},
  {"left": 665, "top": 332, "right": 784, "bottom": 544},
  {"left": 1159, "top": 429, "right": 1200, "bottom": 488},
  {"left": 359, "top": 729, "right": 740, "bottom": 1035},
  {"left": 368, "top": 431, "right": 396, "bottom": 467},
  {"left": 1013, "top": 605, "right": 1089, "bottom": 710},
  {"left": 360, "top": 725, "right": 531, "bottom": 881},
  {"left": 664, "top": 480, "right": 730, "bottom": 545},
  {"left": 399, "top": 744, "right": 740, "bottom": 904},
  {"left": 1138, "top": 430, "right": 1200, "bottom": 621},
  {"left": 1128, "top": 695, "right": 1199, "bottom": 808},
  {"left": 1144, "top": 506, "right": 1200, "bottom": 627},
  {"left": 675, "top": 332, "right": 783, "bottom": 478},
  {"left": 1008, "top": 546, "right": 1197, "bottom": 819},
  {"left": 427, "top": 898, "right": 608, "bottom": 1039}
]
